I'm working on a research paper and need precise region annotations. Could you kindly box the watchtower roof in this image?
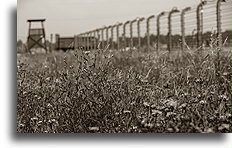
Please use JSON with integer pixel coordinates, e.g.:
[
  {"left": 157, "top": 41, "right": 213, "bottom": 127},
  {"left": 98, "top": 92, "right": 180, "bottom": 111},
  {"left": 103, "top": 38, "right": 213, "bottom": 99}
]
[{"left": 27, "top": 19, "right": 46, "bottom": 22}]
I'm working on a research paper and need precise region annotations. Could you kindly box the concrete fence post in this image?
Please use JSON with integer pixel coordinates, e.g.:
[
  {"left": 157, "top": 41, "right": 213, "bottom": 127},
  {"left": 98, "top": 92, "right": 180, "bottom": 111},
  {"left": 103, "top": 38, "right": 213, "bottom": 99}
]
[
  {"left": 116, "top": 23, "right": 123, "bottom": 50},
  {"left": 146, "top": 15, "right": 155, "bottom": 52},
  {"left": 106, "top": 26, "right": 111, "bottom": 46},
  {"left": 157, "top": 12, "right": 165, "bottom": 54},
  {"left": 87, "top": 32, "right": 90, "bottom": 50},
  {"left": 111, "top": 25, "right": 116, "bottom": 50},
  {"left": 217, "top": 0, "right": 226, "bottom": 49},
  {"left": 137, "top": 17, "right": 145, "bottom": 49},
  {"left": 90, "top": 31, "right": 93, "bottom": 50},
  {"left": 74, "top": 35, "right": 78, "bottom": 50},
  {"left": 78, "top": 34, "right": 81, "bottom": 49},
  {"left": 196, "top": 1, "right": 206, "bottom": 48},
  {"left": 83, "top": 33, "right": 86, "bottom": 49},
  {"left": 96, "top": 29, "right": 100, "bottom": 49},
  {"left": 123, "top": 21, "right": 130, "bottom": 49},
  {"left": 168, "top": 7, "right": 180, "bottom": 52},
  {"left": 101, "top": 28, "right": 105, "bottom": 49},
  {"left": 181, "top": 7, "right": 191, "bottom": 51},
  {"left": 93, "top": 30, "right": 96, "bottom": 49},
  {"left": 80, "top": 34, "right": 84, "bottom": 49},
  {"left": 130, "top": 19, "right": 137, "bottom": 49}
]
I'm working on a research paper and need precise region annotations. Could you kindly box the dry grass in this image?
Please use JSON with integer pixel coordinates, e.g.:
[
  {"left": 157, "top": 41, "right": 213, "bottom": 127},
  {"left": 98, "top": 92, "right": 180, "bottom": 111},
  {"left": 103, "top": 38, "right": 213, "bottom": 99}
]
[{"left": 17, "top": 42, "right": 231, "bottom": 133}]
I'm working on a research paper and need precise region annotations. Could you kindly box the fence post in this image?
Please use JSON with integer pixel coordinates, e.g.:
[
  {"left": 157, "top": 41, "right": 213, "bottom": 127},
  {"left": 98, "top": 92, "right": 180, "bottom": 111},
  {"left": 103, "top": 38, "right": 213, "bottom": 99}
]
[
  {"left": 217, "top": 0, "right": 226, "bottom": 49},
  {"left": 168, "top": 8, "right": 179, "bottom": 52},
  {"left": 85, "top": 32, "right": 89, "bottom": 50},
  {"left": 116, "top": 23, "right": 123, "bottom": 50},
  {"left": 157, "top": 12, "right": 165, "bottom": 54},
  {"left": 181, "top": 7, "right": 191, "bottom": 51},
  {"left": 137, "top": 17, "right": 145, "bottom": 50},
  {"left": 196, "top": 1, "right": 206, "bottom": 48},
  {"left": 96, "top": 29, "right": 100, "bottom": 49},
  {"left": 92, "top": 30, "right": 96, "bottom": 49},
  {"left": 146, "top": 15, "right": 155, "bottom": 52},
  {"left": 87, "top": 32, "right": 90, "bottom": 50},
  {"left": 106, "top": 26, "right": 111, "bottom": 46},
  {"left": 90, "top": 31, "right": 93, "bottom": 50},
  {"left": 101, "top": 27, "right": 105, "bottom": 49},
  {"left": 74, "top": 35, "right": 78, "bottom": 50},
  {"left": 83, "top": 33, "right": 86, "bottom": 50},
  {"left": 78, "top": 34, "right": 81, "bottom": 49},
  {"left": 123, "top": 21, "right": 130, "bottom": 49},
  {"left": 80, "top": 34, "right": 84, "bottom": 49},
  {"left": 111, "top": 25, "right": 116, "bottom": 50},
  {"left": 130, "top": 19, "right": 137, "bottom": 49}
]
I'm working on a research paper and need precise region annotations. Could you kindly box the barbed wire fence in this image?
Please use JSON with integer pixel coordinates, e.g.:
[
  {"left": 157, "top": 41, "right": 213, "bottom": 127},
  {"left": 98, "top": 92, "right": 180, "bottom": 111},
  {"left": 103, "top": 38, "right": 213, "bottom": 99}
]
[{"left": 74, "top": 0, "right": 231, "bottom": 53}]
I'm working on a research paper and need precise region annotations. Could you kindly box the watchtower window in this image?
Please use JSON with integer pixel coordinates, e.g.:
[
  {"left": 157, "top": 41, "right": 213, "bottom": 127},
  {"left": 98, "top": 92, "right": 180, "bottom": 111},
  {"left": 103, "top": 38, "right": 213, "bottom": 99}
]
[{"left": 29, "top": 29, "right": 44, "bottom": 36}]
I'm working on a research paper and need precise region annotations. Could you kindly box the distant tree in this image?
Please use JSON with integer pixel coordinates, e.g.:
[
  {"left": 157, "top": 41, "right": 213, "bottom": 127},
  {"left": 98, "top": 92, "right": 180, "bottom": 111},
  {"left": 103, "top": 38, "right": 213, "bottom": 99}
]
[{"left": 17, "top": 40, "right": 27, "bottom": 53}]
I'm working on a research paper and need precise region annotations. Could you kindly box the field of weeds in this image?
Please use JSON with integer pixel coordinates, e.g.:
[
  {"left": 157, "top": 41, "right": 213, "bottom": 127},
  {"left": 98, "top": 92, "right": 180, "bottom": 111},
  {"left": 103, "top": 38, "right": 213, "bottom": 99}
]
[{"left": 17, "top": 44, "right": 231, "bottom": 133}]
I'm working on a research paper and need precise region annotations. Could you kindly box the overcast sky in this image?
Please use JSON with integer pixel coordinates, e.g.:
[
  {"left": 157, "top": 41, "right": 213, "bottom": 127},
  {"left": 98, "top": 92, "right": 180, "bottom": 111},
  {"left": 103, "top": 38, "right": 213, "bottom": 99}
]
[{"left": 18, "top": 0, "right": 205, "bottom": 42}]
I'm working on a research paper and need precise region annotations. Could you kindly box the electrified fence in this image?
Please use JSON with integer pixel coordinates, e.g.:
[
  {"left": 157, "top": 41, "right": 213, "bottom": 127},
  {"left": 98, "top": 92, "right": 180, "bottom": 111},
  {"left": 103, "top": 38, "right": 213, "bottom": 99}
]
[{"left": 74, "top": 0, "right": 231, "bottom": 52}]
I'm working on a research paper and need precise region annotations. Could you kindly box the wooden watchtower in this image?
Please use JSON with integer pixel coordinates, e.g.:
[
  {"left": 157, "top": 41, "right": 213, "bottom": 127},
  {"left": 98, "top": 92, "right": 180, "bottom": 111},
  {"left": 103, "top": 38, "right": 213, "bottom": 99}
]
[{"left": 27, "top": 19, "right": 47, "bottom": 53}]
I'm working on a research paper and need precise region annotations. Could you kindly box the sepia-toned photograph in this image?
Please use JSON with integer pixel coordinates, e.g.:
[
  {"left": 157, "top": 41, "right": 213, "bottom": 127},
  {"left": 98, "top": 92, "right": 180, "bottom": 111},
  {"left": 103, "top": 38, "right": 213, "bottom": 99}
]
[{"left": 17, "top": 0, "right": 231, "bottom": 133}]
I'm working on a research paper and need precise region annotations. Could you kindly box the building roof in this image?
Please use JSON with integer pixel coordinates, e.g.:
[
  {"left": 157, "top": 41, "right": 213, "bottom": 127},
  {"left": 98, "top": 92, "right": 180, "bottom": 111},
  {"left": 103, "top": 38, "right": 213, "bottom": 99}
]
[{"left": 27, "top": 19, "right": 46, "bottom": 22}]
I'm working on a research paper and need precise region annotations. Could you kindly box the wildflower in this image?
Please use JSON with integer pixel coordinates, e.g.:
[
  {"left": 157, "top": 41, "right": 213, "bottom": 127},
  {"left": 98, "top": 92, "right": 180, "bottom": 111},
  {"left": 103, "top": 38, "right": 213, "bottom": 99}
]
[
  {"left": 31, "top": 117, "right": 38, "bottom": 121},
  {"left": 199, "top": 100, "right": 207, "bottom": 104},
  {"left": 47, "top": 103, "right": 53, "bottom": 108},
  {"left": 19, "top": 123, "right": 25, "bottom": 127},
  {"left": 143, "top": 102, "right": 150, "bottom": 107},
  {"left": 141, "top": 118, "right": 148, "bottom": 125},
  {"left": 144, "top": 123, "right": 154, "bottom": 128},
  {"left": 219, "top": 95, "right": 228, "bottom": 100},
  {"left": 178, "top": 103, "right": 187, "bottom": 109},
  {"left": 37, "top": 121, "right": 43, "bottom": 126},
  {"left": 152, "top": 109, "right": 162, "bottom": 115},
  {"left": 89, "top": 127, "right": 99, "bottom": 131},
  {"left": 115, "top": 112, "right": 120, "bottom": 116},
  {"left": 123, "top": 110, "right": 131, "bottom": 114},
  {"left": 205, "top": 128, "right": 214, "bottom": 133},
  {"left": 218, "top": 124, "right": 230, "bottom": 131},
  {"left": 45, "top": 77, "right": 51, "bottom": 81},
  {"left": 166, "top": 100, "right": 178, "bottom": 109},
  {"left": 55, "top": 78, "right": 61, "bottom": 83},
  {"left": 222, "top": 72, "right": 229, "bottom": 76}
]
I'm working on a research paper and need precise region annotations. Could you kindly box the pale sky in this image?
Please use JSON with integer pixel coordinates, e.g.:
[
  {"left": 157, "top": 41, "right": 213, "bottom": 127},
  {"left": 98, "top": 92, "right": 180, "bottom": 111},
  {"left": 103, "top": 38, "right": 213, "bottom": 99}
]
[{"left": 17, "top": 0, "right": 216, "bottom": 42}]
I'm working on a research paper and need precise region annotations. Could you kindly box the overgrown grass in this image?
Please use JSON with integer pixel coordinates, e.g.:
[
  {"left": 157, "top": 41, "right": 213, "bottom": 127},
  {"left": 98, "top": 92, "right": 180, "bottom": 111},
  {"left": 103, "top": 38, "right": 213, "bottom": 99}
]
[{"left": 17, "top": 42, "right": 231, "bottom": 133}]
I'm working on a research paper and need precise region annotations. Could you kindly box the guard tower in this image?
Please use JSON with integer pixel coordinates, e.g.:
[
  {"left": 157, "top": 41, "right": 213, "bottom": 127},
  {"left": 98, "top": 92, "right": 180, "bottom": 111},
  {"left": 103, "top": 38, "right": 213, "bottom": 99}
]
[{"left": 27, "top": 19, "right": 47, "bottom": 53}]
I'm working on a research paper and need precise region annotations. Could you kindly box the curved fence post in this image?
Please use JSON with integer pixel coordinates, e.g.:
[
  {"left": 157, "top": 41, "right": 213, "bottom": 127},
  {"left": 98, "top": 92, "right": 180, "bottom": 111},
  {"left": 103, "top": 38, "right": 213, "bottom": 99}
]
[
  {"left": 123, "top": 21, "right": 130, "bottom": 49},
  {"left": 130, "top": 19, "right": 137, "bottom": 49},
  {"left": 101, "top": 27, "right": 105, "bottom": 49},
  {"left": 96, "top": 29, "right": 100, "bottom": 49},
  {"left": 78, "top": 34, "right": 82, "bottom": 49},
  {"left": 77, "top": 34, "right": 81, "bottom": 49},
  {"left": 93, "top": 30, "right": 96, "bottom": 49},
  {"left": 74, "top": 35, "right": 78, "bottom": 50},
  {"left": 217, "top": 0, "right": 226, "bottom": 49},
  {"left": 146, "top": 15, "right": 155, "bottom": 51},
  {"left": 157, "top": 12, "right": 165, "bottom": 54},
  {"left": 137, "top": 17, "right": 145, "bottom": 50},
  {"left": 106, "top": 26, "right": 111, "bottom": 47},
  {"left": 87, "top": 32, "right": 90, "bottom": 50},
  {"left": 79, "top": 34, "right": 82, "bottom": 49},
  {"left": 83, "top": 33, "right": 86, "bottom": 50},
  {"left": 181, "top": 7, "right": 191, "bottom": 51},
  {"left": 116, "top": 23, "right": 123, "bottom": 50},
  {"left": 168, "top": 8, "right": 179, "bottom": 52},
  {"left": 110, "top": 25, "right": 115, "bottom": 50},
  {"left": 90, "top": 31, "right": 93, "bottom": 50},
  {"left": 196, "top": 1, "right": 206, "bottom": 48}
]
